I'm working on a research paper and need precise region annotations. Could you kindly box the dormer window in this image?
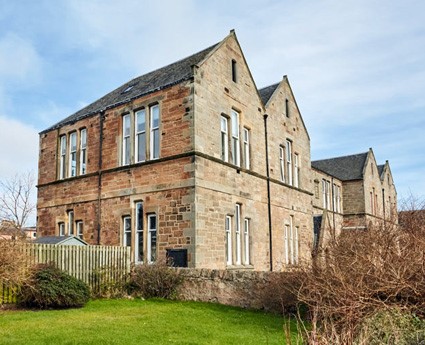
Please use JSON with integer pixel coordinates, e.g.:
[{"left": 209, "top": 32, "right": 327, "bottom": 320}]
[{"left": 231, "top": 59, "right": 237, "bottom": 83}]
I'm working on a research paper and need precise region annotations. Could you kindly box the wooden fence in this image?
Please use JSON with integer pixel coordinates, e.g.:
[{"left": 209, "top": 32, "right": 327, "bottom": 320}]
[{"left": 1, "top": 243, "right": 131, "bottom": 304}]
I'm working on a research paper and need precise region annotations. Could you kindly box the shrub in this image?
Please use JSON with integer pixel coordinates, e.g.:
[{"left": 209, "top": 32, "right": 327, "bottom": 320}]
[
  {"left": 128, "top": 260, "right": 183, "bottom": 299},
  {"left": 356, "top": 309, "right": 425, "bottom": 345},
  {"left": 18, "top": 264, "right": 90, "bottom": 309},
  {"left": 293, "top": 210, "right": 425, "bottom": 344},
  {"left": 0, "top": 238, "right": 30, "bottom": 287},
  {"left": 260, "top": 271, "right": 303, "bottom": 314}
]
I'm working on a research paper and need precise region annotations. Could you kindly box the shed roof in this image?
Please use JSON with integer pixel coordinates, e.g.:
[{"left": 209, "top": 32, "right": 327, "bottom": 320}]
[
  {"left": 41, "top": 43, "right": 219, "bottom": 133},
  {"left": 311, "top": 152, "right": 369, "bottom": 181},
  {"left": 34, "top": 236, "right": 88, "bottom": 246}
]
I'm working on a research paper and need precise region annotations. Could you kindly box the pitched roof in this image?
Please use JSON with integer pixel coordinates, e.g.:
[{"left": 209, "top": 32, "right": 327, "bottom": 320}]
[
  {"left": 258, "top": 82, "right": 279, "bottom": 105},
  {"left": 311, "top": 152, "right": 368, "bottom": 181},
  {"left": 34, "top": 235, "right": 88, "bottom": 245},
  {"left": 41, "top": 43, "right": 219, "bottom": 133},
  {"left": 377, "top": 164, "right": 385, "bottom": 178}
]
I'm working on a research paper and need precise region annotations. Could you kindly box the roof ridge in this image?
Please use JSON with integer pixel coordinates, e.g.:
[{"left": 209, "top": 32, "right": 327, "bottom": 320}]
[{"left": 312, "top": 151, "right": 368, "bottom": 163}]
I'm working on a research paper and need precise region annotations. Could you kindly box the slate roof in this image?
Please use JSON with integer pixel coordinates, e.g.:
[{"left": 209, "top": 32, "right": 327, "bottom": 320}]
[
  {"left": 41, "top": 43, "right": 219, "bottom": 133},
  {"left": 311, "top": 152, "right": 369, "bottom": 181},
  {"left": 34, "top": 235, "right": 87, "bottom": 245},
  {"left": 258, "top": 82, "right": 280, "bottom": 105},
  {"left": 377, "top": 164, "right": 385, "bottom": 178}
]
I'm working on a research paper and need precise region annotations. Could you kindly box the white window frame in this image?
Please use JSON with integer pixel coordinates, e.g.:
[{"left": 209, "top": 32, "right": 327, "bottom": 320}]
[
  {"left": 294, "top": 226, "right": 299, "bottom": 264},
  {"left": 147, "top": 214, "right": 157, "bottom": 264},
  {"left": 243, "top": 218, "right": 250, "bottom": 265},
  {"left": 150, "top": 105, "right": 160, "bottom": 160},
  {"left": 294, "top": 153, "right": 299, "bottom": 188},
  {"left": 286, "top": 140, "right": 292, "bottom": 185},
  {"left": 279, "top": 146, "right": 285, "bottom": 182},
  {"left": 68, "top": 210, "right": 74, "bottom": 236},
  {"left": 221, "top": 116, "right": 229, "bottom": 162},
  {"left": 289, "top": 216, "right": 294, "bottom": 264},
  {"left": 135, "top": 109, "right": 146, "bottom": 163},
  {"left": 231, "top": 110, "right": 240, "bottom": 167},
  {"left": 135, "top": 202, "right": 144, "bottom": 263},
  {"left": 243, "top": 127, "right": 250, "bottom": 169},
  {"left": 284, "top": 224, "right": 289, "bottom": 265},
  {"left": 123, "top": 216, "right": 131, "bottom": 247},
  {"left": 59, "top": 135, "right": 67, "bottom": 179},
  {"left": 69, "top": 132, "right": 77, "bottom": 177},
  {"left": 323, "top": 179, "right": 330, "bottom": 210},
  {"left": 76, "top": 221, "right": 83, "bottom": 240},
  {"left": 122, "top": 114, "right": 131, "bottom": 165},
  {"left": 59, "top": 222, "right": 65, "bottom": 236},
  {"left": 225, "top": 215, "right": 232, "bottom": 265},
  {"left": 79, "top": 128, "right": 87, "bottom": 175},
  {"left": 235, "top": 204, "right": 241, "bottom": 265}
]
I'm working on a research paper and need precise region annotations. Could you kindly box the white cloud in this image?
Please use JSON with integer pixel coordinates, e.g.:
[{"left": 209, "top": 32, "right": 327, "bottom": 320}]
[
  {"left": 0, "top": 116, "right": 38, "bottom": 180},
  {"left": 0, "top": 32, "right": 42, "bottom": 85}
]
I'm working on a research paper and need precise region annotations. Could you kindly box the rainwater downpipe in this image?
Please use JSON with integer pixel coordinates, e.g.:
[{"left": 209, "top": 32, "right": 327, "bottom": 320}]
[
  {"left": 97, "top": 111, "right": 105, "bottom": 245},
  {"left": 263, "top": 114, "right": 273, "bottom": 271}
]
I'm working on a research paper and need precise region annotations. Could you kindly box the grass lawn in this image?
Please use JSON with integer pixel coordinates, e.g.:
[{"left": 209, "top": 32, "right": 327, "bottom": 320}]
[{"left": 0, "top": 299, "right": 299, "bottom": 344}]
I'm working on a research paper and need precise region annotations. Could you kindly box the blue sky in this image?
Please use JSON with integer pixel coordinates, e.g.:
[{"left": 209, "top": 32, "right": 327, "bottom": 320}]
[{"left": 0, "top": 0, "right": 424, "bottom": 218}]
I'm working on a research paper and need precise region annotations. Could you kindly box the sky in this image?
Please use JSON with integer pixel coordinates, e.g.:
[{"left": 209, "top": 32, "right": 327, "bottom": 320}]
[{"left": 0, "top": 0, "right": 424, "bottom": 225}]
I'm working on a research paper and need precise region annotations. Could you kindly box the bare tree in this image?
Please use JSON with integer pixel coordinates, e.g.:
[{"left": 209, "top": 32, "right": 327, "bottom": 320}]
[{"left": 0, "top": 172, "right": 35, "bottom": 230}]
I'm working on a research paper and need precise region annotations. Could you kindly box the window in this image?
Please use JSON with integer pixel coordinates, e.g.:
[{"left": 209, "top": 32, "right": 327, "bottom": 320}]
[
  {"left": 59, "top": 135, "right": 67, "bottom": 179},
  {"left": 76, "top": 221, "right": 83, "bottom": 240},
  {"left": 68, "top": 210, "right": 74, "bottom": 236},
  {"left": 231, "top": 110, "right": 240, "bottom": 166},
  {"left": 244, "top": 218, "right": 250, "bottom": 265},
  {"left": 221, "top": 116, "right": 229, "bottom": 162},
  {"left": 69, "top": 132, "right": 77, "bottom": 177},
  {"left": 59, "top": 222, "right": 65, "bottom": 236},
  {"left": 231, "top": 59, "right": 237, "bottom": 83},
  {"left": 284, "top": 216, "right": 298, "bottom": 265},
  {"left": 235, "top": 204, "right": 241, "bottom": 265},
  {"left": 286, "top": 140, "right": 292, "bottom": 185},
  {"left": 294, "top": 226, "right": 299, "bottom": 264},
  {"left": 294, "top": 153, "right": 299, "bottom": 188},
  {"left": 333, "top": 184, "right": 341, "bottom": 213},
  {"left": 370, "top": 191, "right": 374, "bottom": 214},
  {"left": 284, "top": 224, "right": 289, "bottom": 265},
  {"left": 123, "top": 216, "right": 131, "bottom": 247},
  {"left": 122, "top": 114, "right": 131, "bottom": 165},
  {"left": 135, "top": 202, "right": 144, "bottom": 263},
  {"left": 147, "top": 214, "right": 157, "bottom": 263},
  {"left": 285, "top": 99, "right": 289, "bottom": 118},
  {"left": 243, "top": 128, "right": 250, "bottom": 169},
  {"left": 135, "top": 109, "right": 146, "bottom": 163},
  {"left": 225, "top": 216, "right": 232, "bottom": 265},
  {"left": 122, "top": 104, "right": 160, "bottom": 166},
  {"left": 80, "top": 129, "right": 87, "bottom": 175},
  {"left": 150, "top": 105, "right": 160, "bottom": 160},
  {"left": 279, "top": 146, "right": 285, "bottom": 182},
  {"left": 322, "top": 180, "right": 330, "bottom": 209}
]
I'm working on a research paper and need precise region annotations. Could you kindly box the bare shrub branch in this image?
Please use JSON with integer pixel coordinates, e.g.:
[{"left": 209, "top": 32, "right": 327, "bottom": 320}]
[{"left": 0, "top": 171, "right": 35, "bottom": 229}]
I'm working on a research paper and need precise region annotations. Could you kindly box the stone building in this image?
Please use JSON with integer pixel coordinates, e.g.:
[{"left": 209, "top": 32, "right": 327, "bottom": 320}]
[
  {"left": 37, "top": 30, "right": 397, "bottom": 271},
  {"left": 311, "top": 150, "right": 397, "bottom": 249}
]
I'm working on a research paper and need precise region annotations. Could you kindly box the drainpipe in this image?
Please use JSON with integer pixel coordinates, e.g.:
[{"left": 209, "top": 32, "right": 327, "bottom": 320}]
[
  {"left": 263, "top": 114, "right": 273, "bottom": 271},
  {"left": 97, "top": 111, "right": 105, "bottom": 245},
  {"left": 331, "top": 177, "right": 336, "bottom": 239}
]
